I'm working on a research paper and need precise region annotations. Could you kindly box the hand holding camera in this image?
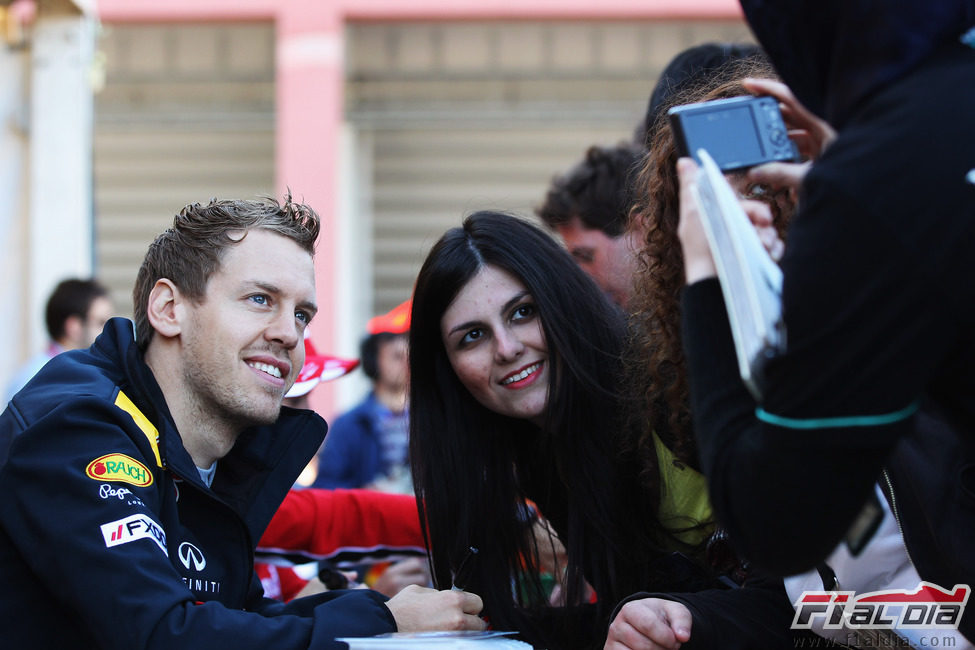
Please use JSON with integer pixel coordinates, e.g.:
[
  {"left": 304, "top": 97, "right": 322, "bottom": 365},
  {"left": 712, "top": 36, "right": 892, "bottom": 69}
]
[
  {"left": 668, "top": 94, "right": 799, "bottom": 172},
  {"left": 668, "top": 78, "right": 835, "bottom": 197},
  {"left": 739, "top": 77, "right": 837, "bottom": 203}
]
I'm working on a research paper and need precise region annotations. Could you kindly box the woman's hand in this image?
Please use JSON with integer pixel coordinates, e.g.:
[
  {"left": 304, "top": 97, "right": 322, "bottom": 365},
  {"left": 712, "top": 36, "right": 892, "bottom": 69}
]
[
  {"left": 739, "top": 196, "right": 785, "bottom": 262},
  {"left": 604, "top": 598, "right": 692, "bottom": 650},
  {"left": 742, "top": 77, "right": 837, "bottom": 204},
  {"left": 677, "top": 158, "right": 785, "bottom": 275},
  {"left": 676, "top": 158, "right": 718, "bottom": 284}
]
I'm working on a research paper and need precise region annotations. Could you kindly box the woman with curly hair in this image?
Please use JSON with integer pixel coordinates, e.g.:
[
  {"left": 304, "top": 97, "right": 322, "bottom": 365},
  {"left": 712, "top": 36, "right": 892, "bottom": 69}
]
[
  {"left": 610, "top": 55, "right": 841, "bottom": 650},
  {"left": 625, "top": 55, "right": 792, "bottom": 470}
]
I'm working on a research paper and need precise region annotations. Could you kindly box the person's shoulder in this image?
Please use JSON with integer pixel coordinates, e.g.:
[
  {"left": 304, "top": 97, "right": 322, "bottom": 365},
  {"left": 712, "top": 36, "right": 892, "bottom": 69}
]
[
  {"left": 1, "top": 378, "right": 163, "bottom": 488},
  {"left": 831, "top": 44, "right": 975, "bottom": 160},
  {"left": 11, "top": 352, "right": 121, "bottom": 419},
  {"left": 2, "top": 340, "right": 158, "bottom": 471},
  {"left": 333, "top": 393, "right": 382, "bottom": 425}
]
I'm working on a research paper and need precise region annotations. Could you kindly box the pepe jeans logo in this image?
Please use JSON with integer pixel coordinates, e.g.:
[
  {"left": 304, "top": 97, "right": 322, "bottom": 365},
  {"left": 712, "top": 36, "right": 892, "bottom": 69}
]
[
  {"left": 178, "top": 542, "right": 207, "bottom": 572},
  {"left": 98, "top": 483, "right": 145, "bottom": 507},
  {"left": 86, "top": 453, "right": 153, "bottom": 487},
  {"left": 99, "top": 484, "right": 133, "bottom": 500}
]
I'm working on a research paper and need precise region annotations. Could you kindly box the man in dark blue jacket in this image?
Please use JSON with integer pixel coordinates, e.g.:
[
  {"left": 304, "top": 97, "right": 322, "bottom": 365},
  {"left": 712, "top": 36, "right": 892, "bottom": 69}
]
[{"left": 0, "top": 196, "right": 484, "bottom": 649}]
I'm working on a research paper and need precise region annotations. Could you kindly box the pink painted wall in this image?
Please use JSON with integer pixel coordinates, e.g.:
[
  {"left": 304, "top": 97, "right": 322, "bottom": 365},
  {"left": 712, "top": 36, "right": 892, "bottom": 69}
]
[
  {"left": 96, "top": 0, "right": 742, "bottom": 22},
  {"left": 273, "top": 8, "right": 346, "bottom": 419},
  {"left": 95, "top": 0, "right": 741, "bottom": 417}
]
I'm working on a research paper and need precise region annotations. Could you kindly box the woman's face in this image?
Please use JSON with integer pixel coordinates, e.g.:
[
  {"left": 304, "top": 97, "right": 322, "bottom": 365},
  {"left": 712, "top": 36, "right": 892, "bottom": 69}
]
[{"left": 440, "top": 264, "right": 549, "bottom": 426}]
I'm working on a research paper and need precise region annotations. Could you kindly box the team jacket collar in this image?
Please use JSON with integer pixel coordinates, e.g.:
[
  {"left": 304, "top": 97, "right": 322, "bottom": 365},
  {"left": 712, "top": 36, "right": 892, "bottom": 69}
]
[{"left": 93, "top": 318, "right": 328, "bottom": 539}]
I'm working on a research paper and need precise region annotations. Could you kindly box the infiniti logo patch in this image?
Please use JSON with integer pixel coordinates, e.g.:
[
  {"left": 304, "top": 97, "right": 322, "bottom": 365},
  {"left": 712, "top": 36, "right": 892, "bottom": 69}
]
[{"left": 178, "top": 542, "right": 206, "bottom": 572}]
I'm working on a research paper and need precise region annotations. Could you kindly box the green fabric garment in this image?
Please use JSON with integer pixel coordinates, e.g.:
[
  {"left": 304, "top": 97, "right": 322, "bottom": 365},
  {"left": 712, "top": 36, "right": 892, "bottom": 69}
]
[{"left": 653, "top": 431, "right": 714, "bottom": 549}]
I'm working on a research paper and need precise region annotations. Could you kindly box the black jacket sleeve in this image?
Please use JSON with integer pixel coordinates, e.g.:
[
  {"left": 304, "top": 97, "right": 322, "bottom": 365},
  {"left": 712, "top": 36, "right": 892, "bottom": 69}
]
[
  {"left": 681, "top": 277, "right": 917, "bottom": 575},
  {"left": 681, "top": 47, "right": 975, "bottom": 578},
  {"left": 0, "top": 397, "right": 397, "bottom": 650},
  {"left": 610, "top": 574, "right": 800, "bottom": 649}
]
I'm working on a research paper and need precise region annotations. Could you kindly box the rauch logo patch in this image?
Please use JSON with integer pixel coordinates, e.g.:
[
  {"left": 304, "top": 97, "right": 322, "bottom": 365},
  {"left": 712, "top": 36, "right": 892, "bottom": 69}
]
[{"left": 86, "top": 453, "right": 153, "bottom": 487}]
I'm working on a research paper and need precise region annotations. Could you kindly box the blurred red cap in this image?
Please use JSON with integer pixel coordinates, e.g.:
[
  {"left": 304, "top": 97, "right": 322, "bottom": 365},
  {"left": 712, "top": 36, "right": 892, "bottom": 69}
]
[
  {"left": 366, "top": 298, "right": 412, "bottom": 335},
  {"left": 285, "top": 334, "right": 360, "bottom": 398}
]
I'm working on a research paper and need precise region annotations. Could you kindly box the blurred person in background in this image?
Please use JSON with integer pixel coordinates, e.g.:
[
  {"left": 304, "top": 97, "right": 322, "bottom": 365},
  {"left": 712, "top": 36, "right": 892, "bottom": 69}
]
[
  {"left": 533, "top": 42, "right": 766, "bottom": 314},
  {"left": 258, "top": 333, "right": 430, "bottom": 603},
  {"left": 5, "top": 277, "right": 114, "bottom": 402},
  {"left": 535, "top": 142, "right": 644, "bottom": 310},
  {"left": 282, "top": 332, "right": 360, "bottom": 413},
  {"left": 282, "top": 332, "right": 359, "bottom": 487},
  {"left": 313, "top": 299, "right": 411, "bottom": 494}
]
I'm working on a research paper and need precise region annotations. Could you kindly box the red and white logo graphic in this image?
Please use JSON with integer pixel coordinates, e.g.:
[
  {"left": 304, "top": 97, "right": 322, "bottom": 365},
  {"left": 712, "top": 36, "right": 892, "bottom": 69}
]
[
  {"left": 100, "top": 514, "right": 167, "bottom": 555},
  {"left": 792, "top": 582, "right": 969, "bottom": 631}
]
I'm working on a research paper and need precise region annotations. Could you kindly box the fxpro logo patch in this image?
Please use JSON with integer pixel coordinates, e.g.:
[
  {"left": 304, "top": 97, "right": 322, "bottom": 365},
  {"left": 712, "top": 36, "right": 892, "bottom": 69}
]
[{"left": 100, "top": 514, "right": 167, "bottom": 555}]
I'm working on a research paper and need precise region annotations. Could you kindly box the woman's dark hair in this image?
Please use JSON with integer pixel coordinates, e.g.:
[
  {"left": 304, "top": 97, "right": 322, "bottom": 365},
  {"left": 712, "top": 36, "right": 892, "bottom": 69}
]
[
  {"left": 636, "top": 42, "right": 766, "bottom": 148},
  {"left": 409, "top": 211, "right": 663, "bottom": 647}
]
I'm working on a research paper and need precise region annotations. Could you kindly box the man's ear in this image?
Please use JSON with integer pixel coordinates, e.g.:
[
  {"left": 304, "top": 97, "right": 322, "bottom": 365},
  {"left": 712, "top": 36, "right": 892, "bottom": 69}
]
[{"left": 146, "top": 279, "right": 185, "bottom": 339}]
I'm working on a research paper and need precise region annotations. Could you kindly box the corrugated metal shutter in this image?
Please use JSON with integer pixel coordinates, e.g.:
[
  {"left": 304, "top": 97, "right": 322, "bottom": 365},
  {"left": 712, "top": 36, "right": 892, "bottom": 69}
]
[
  {"left": 93, "top": 23, "right": 275, "bottom": 318},
  {"left": 346, "top": 20, "right": 753, "bottom": 316},
  {"left": 369, "top": 125, "right": 631, "bottom": 311}
]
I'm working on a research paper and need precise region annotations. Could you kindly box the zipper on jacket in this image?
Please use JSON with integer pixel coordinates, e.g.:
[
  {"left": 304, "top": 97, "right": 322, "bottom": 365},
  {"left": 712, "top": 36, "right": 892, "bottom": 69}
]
[
  {"left": 880, "top": 469, "right": 917, "bottom": 571},
  {"left": 873, "top": 471, "right": 933, "bottom": 649}
]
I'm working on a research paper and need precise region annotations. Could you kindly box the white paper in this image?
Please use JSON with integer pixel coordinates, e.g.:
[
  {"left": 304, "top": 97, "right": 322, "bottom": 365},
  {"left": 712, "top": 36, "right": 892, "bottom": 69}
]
[{"left": 691, "top": 148, "right": 786, "bottom": 399}]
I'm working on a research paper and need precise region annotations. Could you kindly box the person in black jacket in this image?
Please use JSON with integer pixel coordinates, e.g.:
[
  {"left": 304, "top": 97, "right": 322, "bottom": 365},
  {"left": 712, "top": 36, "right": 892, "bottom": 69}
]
[
  {"left": 672, "top": 0, "right": 975, "bottom": 645},
  {"left": 0, "top": 196, "right": 484, "bottom": 649}
]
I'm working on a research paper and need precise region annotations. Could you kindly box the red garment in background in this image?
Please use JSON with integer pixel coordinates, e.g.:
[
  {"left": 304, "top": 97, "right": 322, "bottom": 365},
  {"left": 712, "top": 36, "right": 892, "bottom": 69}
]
[{"left": 255, "top": 488, "right": 426, "bottom": 601}]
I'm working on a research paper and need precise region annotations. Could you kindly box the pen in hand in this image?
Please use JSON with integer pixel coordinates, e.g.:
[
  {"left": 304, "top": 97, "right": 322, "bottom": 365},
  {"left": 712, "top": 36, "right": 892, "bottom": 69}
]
[{"left": 451, "top": 546, "right": 479, "bottom": 591}]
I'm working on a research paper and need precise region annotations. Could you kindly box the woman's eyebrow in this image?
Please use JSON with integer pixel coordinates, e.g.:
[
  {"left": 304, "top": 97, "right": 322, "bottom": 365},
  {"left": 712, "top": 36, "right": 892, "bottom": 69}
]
[
  {"left": 446, "top": 290, "right": 532, "bottom": 337},
  {"left": 447, "top": 320, "right": 481, "bottom": 337},
  {"left": 501, "top": 291, "right": 530, "bottom": 314}
]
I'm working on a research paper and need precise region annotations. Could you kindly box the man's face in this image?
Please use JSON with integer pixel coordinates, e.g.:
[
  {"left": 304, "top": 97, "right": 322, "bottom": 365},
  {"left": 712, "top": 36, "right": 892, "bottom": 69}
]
[
  {"left": 80, "top": 296, "right": 114, "bottom": 347},
  {"left": 375, "top": 334, "right": 409, "bottom": 393},
  {"left": 178, "top": 229, "right": 317, "bottom": 430},
  {"left": 555, "top": 217, "right": 640, "bottom": 309}
]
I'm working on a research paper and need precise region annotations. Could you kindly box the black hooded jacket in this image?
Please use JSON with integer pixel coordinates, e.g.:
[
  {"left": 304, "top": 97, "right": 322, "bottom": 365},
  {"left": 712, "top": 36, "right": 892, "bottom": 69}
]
[
  {"left": 683, "top": 0, "right": 975, "bottom": 641},
  {"left": 740, "top": 0, "right": 975, "bottom": 128}
]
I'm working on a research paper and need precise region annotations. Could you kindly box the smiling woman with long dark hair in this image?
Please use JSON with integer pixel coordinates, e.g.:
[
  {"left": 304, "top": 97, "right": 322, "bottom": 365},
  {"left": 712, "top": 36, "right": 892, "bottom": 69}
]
[{"left": 407, "top": 211, "right": 797, "bottom": 649}]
